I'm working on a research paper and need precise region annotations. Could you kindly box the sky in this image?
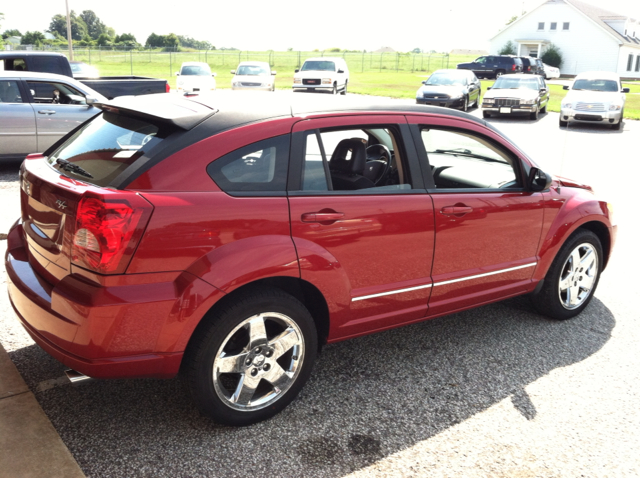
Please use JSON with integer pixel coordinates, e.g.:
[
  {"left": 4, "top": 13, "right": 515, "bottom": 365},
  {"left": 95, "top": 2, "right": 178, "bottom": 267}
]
[{"left": 2, "top": 0, "right": 640, "bottom": 52}]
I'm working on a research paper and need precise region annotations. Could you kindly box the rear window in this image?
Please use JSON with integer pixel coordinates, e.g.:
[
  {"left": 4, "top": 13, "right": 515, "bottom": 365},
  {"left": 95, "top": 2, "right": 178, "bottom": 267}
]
[{"left": 47, "top": 112, "right": 171, "bottom": 187}]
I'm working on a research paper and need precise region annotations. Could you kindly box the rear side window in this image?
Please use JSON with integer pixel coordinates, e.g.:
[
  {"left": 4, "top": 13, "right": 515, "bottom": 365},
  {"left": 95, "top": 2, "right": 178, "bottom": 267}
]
[
  {"left": 207, "top": 135, "right": 289, "bottom": 195},
  {"left": 47, "top": 112, "right": 170, "bottom": 187},
  {"left": 30, "top": 56, "right": 69, "bottom": 76}
]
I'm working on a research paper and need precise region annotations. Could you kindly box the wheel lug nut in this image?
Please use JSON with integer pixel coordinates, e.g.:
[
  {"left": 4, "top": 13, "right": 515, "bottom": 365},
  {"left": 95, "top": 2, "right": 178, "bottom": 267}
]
[
  {"left": 253, "top": 347, "right": 261, "bottom": 354},
  {"left": 265, "top": 350, "right": 272, "bottom": 357},
  {"left": 263, "top": 364, "right": 270, "bottom": 371},
  {"left": 251, "top": 368, "right": 258, "bottom": 376},
  {"left": 245, "top": 358, "right": 252, "bottom": 366},
  {"left": 292, "top": 355, "right": 298, "bottom": 361}
]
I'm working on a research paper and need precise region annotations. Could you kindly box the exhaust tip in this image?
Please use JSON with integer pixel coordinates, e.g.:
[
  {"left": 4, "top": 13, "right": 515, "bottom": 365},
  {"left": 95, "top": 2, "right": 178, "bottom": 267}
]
[{"left": 65, "top": 369, "right": 93, "bottom": 384}]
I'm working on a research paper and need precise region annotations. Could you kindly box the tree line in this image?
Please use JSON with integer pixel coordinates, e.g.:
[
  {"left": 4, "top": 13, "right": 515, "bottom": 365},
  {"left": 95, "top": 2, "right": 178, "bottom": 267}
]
[{"left": 0, "top": 10, "right": 213, "bottom": 51}]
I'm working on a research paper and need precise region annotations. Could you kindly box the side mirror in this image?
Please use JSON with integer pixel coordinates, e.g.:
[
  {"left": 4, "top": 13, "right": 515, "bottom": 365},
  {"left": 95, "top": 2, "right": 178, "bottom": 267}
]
[
  {"left": 271, "top": 71, "right": 277, "bottom": 75},
  {"left": 528, "top": 167, "right": 552, "bottom": 191},
  {"left": 622, "top": 87, "right": 630, "bottom": 93},
  {"left": 563, "top": 85, "right": 569, "bottom": 90},
  {"left": 295, "top": 69, "right": 300, "bottom": 73},
  {"left": 212, "top": 73, "right": 217, "bottom": 77},
  {"left": 337, "top": 69, "right": 344, "bottom": 73},
  {"left": 175, "top": 72, "right": 180, "bottom": 76},
  {"left": 230, "top": 70, "right": 236, "bottom": 74},
  {"left": 487, "top": 86, "right": 492, "bottom": 90},
  {"left": 85, "top": 96, "right": 98, "bottom": 106},
  {"left": 422, "top": 80, "right": 428, "bottom": 85}
]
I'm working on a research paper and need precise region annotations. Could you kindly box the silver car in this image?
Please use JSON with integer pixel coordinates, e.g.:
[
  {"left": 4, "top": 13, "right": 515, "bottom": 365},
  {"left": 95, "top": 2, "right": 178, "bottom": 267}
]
[
  {"left": 231, "top": 62, "right": 276, "bottom": 91},
  {"left": 0, "top": 71, "right": 106, "bottom": 162}
]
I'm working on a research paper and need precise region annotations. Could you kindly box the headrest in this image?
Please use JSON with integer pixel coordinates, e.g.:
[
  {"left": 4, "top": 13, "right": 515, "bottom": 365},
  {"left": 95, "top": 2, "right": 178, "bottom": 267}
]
[{"left": 329, "top": 138, "right": 367, "bottom": 175}]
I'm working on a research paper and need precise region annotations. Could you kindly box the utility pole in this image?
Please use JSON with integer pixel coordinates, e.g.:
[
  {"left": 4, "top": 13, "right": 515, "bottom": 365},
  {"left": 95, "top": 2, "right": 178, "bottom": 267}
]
[{"left": 65, "top": 0, "right": 74, "bottom": 60}]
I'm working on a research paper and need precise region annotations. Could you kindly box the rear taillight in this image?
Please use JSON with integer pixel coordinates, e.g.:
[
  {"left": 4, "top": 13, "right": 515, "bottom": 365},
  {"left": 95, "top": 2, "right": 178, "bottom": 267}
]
[
  {"left": 166, "top": 82, "right": 171, "bottom": 93},
  {"left": 72, "top": 193, "right": 153, "bottom": 274},
  {"left": 512, "top": 64, "right": 516, "bottom": 71}
]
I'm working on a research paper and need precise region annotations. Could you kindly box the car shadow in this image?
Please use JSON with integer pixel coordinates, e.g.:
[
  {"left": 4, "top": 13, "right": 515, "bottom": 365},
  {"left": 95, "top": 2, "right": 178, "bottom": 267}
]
[{"left": 9, "top": 296, "right": 615, "bottom": 477}]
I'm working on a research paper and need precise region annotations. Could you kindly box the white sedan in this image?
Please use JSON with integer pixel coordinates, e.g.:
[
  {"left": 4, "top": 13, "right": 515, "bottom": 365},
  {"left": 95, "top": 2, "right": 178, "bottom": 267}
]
[{"left": 543, "top": 63, "right": 560, "bottom": 80}]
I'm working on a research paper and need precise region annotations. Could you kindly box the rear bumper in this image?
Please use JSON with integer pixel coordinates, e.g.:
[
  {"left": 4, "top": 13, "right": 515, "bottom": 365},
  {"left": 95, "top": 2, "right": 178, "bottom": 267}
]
[{"left": 5, "top": 222, "right": 223, "bottom": 379}]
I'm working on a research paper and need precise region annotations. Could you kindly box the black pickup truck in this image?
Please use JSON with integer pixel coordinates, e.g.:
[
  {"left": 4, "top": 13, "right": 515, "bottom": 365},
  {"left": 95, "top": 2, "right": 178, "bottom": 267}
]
[{"left": 0, "top": 51, "right": 169, "bottom": 99}]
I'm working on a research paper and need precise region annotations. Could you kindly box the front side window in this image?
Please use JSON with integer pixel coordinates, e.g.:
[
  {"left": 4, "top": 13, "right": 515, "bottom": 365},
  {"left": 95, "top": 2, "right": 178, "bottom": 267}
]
[
  {"left": 420, "top": 128, "right": 519, "bottom": 190},
  {"left": 0, "top": 80, "right": 23, "bottom": 103},
  {"left": 297, "top": 126, "right": 413, "bottom": 193},
  {"left": 207, "top": 135, "right": 289, "bottom": 195},
  {"left": 26, "top": 81, "right": 86, "bottom": 105}
]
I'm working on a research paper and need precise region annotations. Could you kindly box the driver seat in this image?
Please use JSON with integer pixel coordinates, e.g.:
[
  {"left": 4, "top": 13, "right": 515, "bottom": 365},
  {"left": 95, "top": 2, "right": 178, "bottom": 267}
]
[{"left": 329, "top": 139, "right": 375, "bottom": 190}]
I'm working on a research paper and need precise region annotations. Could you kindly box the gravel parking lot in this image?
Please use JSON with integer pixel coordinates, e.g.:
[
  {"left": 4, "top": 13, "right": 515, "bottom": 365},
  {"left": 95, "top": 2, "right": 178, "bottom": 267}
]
[{"left": 1, "top": 104, "right": 638, "bottom": 478}]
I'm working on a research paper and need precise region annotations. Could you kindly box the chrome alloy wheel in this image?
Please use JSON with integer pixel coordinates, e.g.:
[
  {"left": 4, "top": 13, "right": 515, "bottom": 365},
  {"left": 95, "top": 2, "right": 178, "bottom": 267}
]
[
  {"left": 212, "top": 312, "right": 305, "bottom": 411},
  {"left": 558, "top": 243, "right": 598, "bottom": 310}
]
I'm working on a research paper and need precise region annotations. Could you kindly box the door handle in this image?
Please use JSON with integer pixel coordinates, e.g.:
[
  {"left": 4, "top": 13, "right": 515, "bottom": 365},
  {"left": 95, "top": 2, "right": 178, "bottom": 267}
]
[
  {"left": 301, "top": 212, "right": 344, "bottom": 223},
  {"left": 38, "top": 110, "right": 56, "bottom": 115},
  {"left": 441, "top": 206, "right": 473, "bottom": 215}
]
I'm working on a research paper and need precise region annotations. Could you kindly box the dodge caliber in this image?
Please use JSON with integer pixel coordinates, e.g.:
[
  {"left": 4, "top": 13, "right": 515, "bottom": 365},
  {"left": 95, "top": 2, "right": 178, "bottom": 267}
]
[{"left": 6, "top": 92, "right": 616, "bottom": 425}]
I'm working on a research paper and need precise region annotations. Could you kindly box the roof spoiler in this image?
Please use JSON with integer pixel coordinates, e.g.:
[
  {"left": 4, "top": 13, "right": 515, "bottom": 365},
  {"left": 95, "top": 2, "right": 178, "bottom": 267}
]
[{"left": 93, "top": 95, "right": 218, "bottom": 130}]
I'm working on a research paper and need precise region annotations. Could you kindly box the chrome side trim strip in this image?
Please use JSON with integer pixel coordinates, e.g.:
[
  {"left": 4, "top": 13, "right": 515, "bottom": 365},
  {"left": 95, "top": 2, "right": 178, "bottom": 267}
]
[
  {"left": 433, "top": 262, "right": 537, "bottom": 287},
  {"left": 352, "top": 283, "right": 433, "bottom": 302},
  {"left": 351, "top": 262, "right": 537, "bottom": 302}
]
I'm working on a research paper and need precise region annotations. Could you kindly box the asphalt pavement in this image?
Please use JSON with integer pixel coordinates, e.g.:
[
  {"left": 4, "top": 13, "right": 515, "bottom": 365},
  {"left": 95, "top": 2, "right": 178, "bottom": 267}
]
[{"left": 0, "top": 106, "right": 638, "bottom": 478}]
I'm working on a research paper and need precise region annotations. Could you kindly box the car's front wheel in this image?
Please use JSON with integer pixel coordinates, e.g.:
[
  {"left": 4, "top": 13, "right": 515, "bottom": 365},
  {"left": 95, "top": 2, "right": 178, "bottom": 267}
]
[
  {"left": 184, "top": 287, "right": 318, "bottom": 425},
  {"left": 461, "top": 95, "right": 469, "bottom": 112},
  {"left": 530, "top": 229, "right": 603, "bottom": 320},
  {"left": 332, "top": 83, "right": 338, "bottom": 95},
  {"left": 341, "top": 81, "right": 348, "bottom": 95}
]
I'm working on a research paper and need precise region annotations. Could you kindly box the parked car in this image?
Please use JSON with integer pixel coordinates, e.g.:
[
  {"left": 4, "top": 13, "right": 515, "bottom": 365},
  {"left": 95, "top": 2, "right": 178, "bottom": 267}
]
[
  {"left": 69, "top": 61, "right": 99, "bottom": 79},
  {"left": 6, "top": 92, "right": 615, "bottom": 426},
  {"left": 543, "top": 63, "right": 561, "bottom": 80},
  {"left": 176, "top": 62, "right": 216, "bottom": 95},
  {"left": 415, "top": 69, "right": 481, "bottom": 111},
  {"left": 0, "top": 71, "right": 106, "bottom": 162},
  {"left": 0, "top": 51, "right": 169, "bottom": 99},
  {"left": 560, "top": 71, "right": 629, "bottom": 129},
  {"left": 231, "top": 62, "right": 276, "bottom": 91},
  {"left": 457, "top": 55, "right": 523, "bottom": 78},
  {"left": 482, "top": 74, "right": 550, "bottom": 120},
  {"left": 293, "top": 57, "right": 349, "bottom": 94},
  {"left": 519, "top": 56, "right": 544, "bottom": 75}
]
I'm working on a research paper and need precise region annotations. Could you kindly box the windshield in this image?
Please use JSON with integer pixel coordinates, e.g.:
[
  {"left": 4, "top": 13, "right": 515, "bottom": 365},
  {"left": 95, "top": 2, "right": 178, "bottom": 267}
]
[
  {"left": 301, "top": 61, "right": 336, "bottom": 72},
  {"left": 48, "top": 113, "right": 169, "bottom": 187},
  {"left": 425, "top": 74, "right": 466, "bottom": 86},
  {"left": 572, "top": 79, "right": 618, "bottom": 92},
  {"left": 181, "top": 65, "right": 211, "bottom": 76},
  {"left": 236, "top": 65, "right": 269, "bottom": 76},
  {"left": 493, "top": 77, "right": 539, "bottom": 90}
]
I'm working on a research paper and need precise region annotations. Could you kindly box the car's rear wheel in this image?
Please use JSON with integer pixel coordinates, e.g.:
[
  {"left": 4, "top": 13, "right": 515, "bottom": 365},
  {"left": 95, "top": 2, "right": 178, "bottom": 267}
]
[
  {"left": 184, "top": 288, "right": 318, "bottom": 425},
  {"left": 530, "top": 229, "right": 603, "bottom": 320}
]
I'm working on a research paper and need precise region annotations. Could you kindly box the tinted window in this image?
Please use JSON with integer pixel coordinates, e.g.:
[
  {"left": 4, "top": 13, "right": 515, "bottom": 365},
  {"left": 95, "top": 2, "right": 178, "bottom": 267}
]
[
  {"left": 420, "top": 128, "right": 519, "bottom": 190},
  {"left": 0, "top": 80, "right": 23, "bottom": 103},
  {"left": 26, "top": 81, "right": 86, "bottom": 105},
  {"left": 207, "top": 135, "right": 289, "bottom": 195},
  {"left": 48, "top": 113, "right": 168, "bottom": 187},
  {"left": 30, "top": 56, "right": 68, "bottom": 76}
]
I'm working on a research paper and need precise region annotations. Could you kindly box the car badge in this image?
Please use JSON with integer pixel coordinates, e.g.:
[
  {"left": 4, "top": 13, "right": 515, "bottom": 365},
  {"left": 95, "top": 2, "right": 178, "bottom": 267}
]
[{"left": 56, "top": 199, "right": 67, "bottom": 210}]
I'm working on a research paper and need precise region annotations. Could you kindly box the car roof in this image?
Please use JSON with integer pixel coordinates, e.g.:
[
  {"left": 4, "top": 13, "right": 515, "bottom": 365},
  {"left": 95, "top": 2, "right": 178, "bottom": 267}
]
[
  {"left": 302, "top": 57, "right": 344, "bottom": 62},
  {"left": 99, "top": 91, "right": 490, "bottom": 132},
  {"left": 0, "top": 51, "right": 66, "bottom": 58},
  {"left": 181, "top": 62, "right": 210, "bottom": 67},
  {"left": 497, "top": 73, "right": 542, "bottom": 79},
  {"left": 237, "top": 61, "right": 270, "bottom": 66},
  {"left": 574, "top": 71, "right": 620, "bottom": 80},
  {"left": 431, "top": 69, "right": 472, "bottom": 75},
  {"left": 0, "top": 70, "right": 76, "bottom": 81}
]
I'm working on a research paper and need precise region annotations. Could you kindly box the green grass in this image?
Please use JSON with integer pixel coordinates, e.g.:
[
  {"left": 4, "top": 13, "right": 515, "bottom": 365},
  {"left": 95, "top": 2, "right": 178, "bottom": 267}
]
[{"left": 67, "top": 50, "right": 640, "bottom": 120}]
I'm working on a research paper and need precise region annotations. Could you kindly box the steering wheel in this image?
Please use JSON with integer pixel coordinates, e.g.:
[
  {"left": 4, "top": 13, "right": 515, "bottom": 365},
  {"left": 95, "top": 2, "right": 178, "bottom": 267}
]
[{"left": 365, "top": 144, "right": 392, "bottom": 185}]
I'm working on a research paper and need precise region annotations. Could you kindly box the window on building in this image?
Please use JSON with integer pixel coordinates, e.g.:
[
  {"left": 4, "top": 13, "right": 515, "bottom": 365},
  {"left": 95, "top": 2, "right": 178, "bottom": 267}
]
[
  {"left": 550, "top": 22, "right": 557, "bottom": 31},
  {"left": 563, "top": 22, "right": 570, "bottom": 30},
  {"left": 628, "top": 54, "right": 634, "bottom": 71},
  {"left": 538, "top": 22, "right": 545, "bottom": 30},
  {"left": 636, "top": 55, "right": 640, "bottom": 72}
]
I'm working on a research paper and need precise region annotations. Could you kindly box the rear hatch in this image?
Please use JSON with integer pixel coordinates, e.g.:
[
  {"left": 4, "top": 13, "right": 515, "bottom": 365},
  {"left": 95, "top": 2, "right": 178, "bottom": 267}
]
[{"left": 19, "top": 95, "right": 216, "bottom": 284}]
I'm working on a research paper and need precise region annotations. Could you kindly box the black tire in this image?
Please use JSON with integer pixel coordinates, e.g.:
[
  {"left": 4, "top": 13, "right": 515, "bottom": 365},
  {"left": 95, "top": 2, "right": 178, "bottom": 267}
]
[
  {"left": 612, "top": 110, "right": 623, "bottom": 130},
  {"left": 332, "top": 83, "right": 338, "bottom": 95},
  {"left": 476, "top": 90, "right": 482, "bottom": 108},
  {"left": 495, "top": 69, "right": 505, "bottom": 78},
  {"left": 341, "top": 81, "right": 347, "bottom": 95},
  {"left": 184, "top": 287, "right": 318, "bottom": 425},
  {"left": 540, "top": 103, "right": 547, "bottom": 114},
  {"left": 483, "top": 111, "right": 491, "bottom": 119},
  {"left": 530, "top": 229, "right": 603, "bottom": 320},
  {"left": 530, "top": 105, "right": 539, "bottom": 120},
  {"left": 461, "top": 95, "right": 469, "bottom": 112},
  {"left": 559, "top": 118, "right": 568, "bottom": 127}
]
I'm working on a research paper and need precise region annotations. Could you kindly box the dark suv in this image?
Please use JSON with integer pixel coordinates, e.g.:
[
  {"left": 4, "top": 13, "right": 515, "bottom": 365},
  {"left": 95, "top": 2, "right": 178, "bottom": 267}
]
[
  {"left": 519, "top": 56, "right": 544, "bottom": 75},
  {"left": 457, "top": 55, "right": 523, "bottom": 79}
]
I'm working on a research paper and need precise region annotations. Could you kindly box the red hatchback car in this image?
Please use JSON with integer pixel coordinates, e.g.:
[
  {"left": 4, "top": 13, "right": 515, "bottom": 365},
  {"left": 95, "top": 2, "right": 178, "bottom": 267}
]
[{"left": 6, "top": 92, "right": 615, "bottom": 425}]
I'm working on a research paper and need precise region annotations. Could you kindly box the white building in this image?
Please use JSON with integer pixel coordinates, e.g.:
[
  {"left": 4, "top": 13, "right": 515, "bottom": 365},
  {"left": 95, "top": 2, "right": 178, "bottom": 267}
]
[{"left": 490, "top": 0, "right": 640, "bottom": 78}]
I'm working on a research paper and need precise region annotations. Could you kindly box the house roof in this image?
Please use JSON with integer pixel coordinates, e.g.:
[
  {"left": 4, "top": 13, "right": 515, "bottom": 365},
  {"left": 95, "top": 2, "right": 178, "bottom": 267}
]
[{"left": 566, "top": 0, "right": 640, "bottom": 46}]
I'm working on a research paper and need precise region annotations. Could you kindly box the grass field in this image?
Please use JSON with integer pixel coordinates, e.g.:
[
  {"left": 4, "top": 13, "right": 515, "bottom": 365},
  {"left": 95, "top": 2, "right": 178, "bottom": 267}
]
[{"left": 65, "top": 49, "right": 640, "bottom": 120}]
